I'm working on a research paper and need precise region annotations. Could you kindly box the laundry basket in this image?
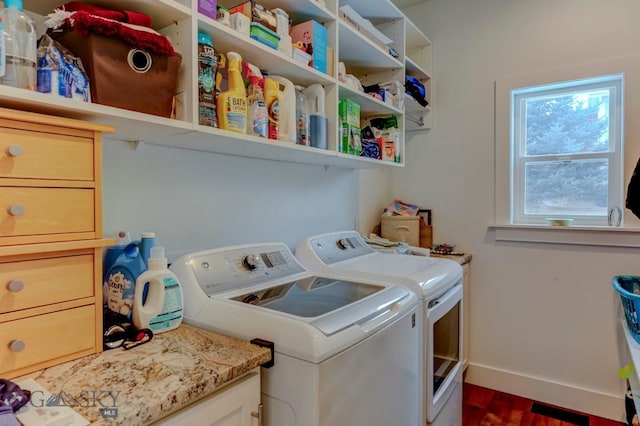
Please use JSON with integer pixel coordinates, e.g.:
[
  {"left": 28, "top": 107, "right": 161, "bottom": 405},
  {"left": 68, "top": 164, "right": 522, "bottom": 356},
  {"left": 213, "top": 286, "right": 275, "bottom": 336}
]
[{"left": 613, "top": 275, "right": 640, "bottom": 344}]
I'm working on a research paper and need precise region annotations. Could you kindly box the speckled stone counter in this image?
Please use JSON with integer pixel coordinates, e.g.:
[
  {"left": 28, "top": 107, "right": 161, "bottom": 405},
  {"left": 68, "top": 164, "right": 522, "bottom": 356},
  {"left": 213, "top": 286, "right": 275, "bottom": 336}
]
[
  {"left": 430, "top": 252, "right": 472, "bottom": 265},
  {"left": 17, "top": 324, "right": 271, "bottom": 425}
]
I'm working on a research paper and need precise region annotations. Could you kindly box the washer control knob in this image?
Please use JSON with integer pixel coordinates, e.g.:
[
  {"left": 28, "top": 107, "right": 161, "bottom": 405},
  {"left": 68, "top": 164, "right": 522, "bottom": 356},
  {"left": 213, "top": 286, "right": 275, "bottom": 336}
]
[
  {"left": 242, "top": 255, "right": 260, "bottom": 271},
  {"left": 336, "top": 239, "right": 349, "bottom": 250}
]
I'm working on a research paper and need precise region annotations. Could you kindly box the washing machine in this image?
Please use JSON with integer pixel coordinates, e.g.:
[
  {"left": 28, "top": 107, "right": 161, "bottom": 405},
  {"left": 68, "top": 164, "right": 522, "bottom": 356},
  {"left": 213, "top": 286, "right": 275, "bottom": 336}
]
[
  {"left": 296, "top": 230, "right": 464, "bottom": 426},
  {"left": 170, "top": 242, "right": 420, "bottom": 426}
]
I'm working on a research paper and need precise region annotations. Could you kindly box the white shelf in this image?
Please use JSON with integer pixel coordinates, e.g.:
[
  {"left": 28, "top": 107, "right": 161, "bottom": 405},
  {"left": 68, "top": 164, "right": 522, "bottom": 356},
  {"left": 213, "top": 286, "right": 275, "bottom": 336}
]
[
  {"left": 13, "top": 0, "right": 432, "bottom": 167},
  {"left": 338, "top": 83, "right": 403, "bottom": 116},
  {"left": 338, "top": 21, "right": 403, "bottom": 72}
]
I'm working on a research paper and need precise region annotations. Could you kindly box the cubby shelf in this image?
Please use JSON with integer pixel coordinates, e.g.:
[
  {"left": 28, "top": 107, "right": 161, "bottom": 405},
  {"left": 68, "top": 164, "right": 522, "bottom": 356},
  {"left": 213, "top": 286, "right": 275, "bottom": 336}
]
[{"left": 6, "top": 0, "right": 432, "bottom": 168}]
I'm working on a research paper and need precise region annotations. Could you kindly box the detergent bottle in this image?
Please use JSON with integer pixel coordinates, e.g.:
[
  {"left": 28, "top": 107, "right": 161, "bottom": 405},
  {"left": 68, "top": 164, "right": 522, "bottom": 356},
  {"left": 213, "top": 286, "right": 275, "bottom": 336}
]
[
  {"left": 217, "top": 51, "right": 247, "bottom": 133},
  {"left": 267, "top": 75, "right": 296, "bottom": 143},
  {"left": 133, "top": 247, "right": 184, "bottom": 333},
  {"left": 304, "top": 84, "right": 328, "bottom": 149},
  {"left": 103, "top": 242, "right": 146, "bottom": 320},
  {"left": 264, "top": 77, "right": 279, "bottom": 140},
  {"left": 103, "top": 230, "right": 131, "bottom": 280}
]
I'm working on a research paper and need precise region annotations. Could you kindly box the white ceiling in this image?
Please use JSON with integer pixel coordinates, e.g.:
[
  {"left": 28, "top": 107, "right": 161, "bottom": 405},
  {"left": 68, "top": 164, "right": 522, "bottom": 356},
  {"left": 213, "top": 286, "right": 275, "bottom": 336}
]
[{"left": 390, "top": 0, "right": 426, "bottom": 9}]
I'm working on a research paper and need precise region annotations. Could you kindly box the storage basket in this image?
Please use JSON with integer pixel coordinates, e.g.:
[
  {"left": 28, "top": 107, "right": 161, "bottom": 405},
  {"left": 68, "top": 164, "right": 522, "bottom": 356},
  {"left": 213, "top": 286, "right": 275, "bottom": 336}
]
[
  {"left": 613, "top": 275, "right": 640, "bottom": 344},
  {"left": 51, "top": 31, "right": 182, "bottom": 118}
]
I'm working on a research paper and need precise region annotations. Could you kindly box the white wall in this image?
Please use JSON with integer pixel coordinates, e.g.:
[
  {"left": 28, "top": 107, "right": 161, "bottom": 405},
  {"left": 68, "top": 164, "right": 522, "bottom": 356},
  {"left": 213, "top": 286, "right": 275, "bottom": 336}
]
[
  {"left": 392, "top": 0, "right": 640, "bottom": 420},
  {"left": 102, "top": 140, "right": 359, "bottom": 260}
]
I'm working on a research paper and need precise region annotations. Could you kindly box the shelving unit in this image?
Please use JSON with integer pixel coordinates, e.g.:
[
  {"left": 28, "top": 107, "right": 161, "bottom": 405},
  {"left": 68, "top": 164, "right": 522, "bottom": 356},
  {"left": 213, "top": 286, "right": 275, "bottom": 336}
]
[
  {"left": 404, "top": 16, "right": 432, "bottom": 131},
  {"left": 9, "top": 0, "right": 432, "bottom": 168}
]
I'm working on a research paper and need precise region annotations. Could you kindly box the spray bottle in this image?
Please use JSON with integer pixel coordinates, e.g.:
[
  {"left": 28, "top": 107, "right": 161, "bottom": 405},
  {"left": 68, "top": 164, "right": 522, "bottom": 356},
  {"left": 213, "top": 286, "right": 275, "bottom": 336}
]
[
  {"left": 244, "top": 61, "right": 268, "bottom": 137},
  {"left": 217, "top": 51, "right": 247, "bottom": 133},
  {"left": 133, "top": 246, "right": 183, "bottom": 333}
]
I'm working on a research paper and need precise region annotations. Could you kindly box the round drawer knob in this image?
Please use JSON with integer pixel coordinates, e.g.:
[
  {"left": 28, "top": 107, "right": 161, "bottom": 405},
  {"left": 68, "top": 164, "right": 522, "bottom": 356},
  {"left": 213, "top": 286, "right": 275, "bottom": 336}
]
[
  {"left": 9, "top": 339, "right": 26, "bottom": 353},
  {"left": 7, "top": 144, "right": 24, "bottom": 157},
  {"left": 7, "top": 280, "right": 24, "bottom": 292},
  {"left": 7, "top": 204, "right": 25, "bottom": 216}
]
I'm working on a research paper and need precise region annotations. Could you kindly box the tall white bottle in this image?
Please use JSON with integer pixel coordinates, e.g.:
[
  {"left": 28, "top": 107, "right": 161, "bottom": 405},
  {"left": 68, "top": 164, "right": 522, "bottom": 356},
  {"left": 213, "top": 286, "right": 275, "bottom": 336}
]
[
  {"left": 133, "top": 246, "right": 184, "bottom": 334},
  {"left": 1, "top": 0, "right": 36, "bottom": 90}
]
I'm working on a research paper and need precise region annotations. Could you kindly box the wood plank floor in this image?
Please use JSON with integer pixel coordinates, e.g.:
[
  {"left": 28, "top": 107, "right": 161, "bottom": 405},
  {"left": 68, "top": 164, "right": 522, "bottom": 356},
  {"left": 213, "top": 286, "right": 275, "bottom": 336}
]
[{"left": 463, "top": 383, "right": 626, "bottom": 426}]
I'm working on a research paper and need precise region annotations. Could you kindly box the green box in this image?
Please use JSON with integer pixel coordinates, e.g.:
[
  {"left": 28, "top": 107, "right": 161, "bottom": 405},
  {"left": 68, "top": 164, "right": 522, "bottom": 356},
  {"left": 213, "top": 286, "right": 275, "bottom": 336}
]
[{"left": 339, "top": 99, "right": 361, "bottom": 155}]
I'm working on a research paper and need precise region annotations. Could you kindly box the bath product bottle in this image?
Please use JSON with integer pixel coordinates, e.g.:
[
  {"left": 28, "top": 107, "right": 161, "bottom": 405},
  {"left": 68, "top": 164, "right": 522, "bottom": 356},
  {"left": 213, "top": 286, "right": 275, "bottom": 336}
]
[
  {"left": 198, "top": 32, "right": 218, "bottom": 127},
  {"left": 1, "top": 0, "right": 36, "bottom": 90},
  {"left": 133, "top": 247, "right": 184, "bottom": 333},
  {"left": 264, "top": 77, "right": 279, "bottom": 140},
  {"left": 217, "top": 51, "right": 247, "bottom": 133},
  {"left": 295, "top": 85, "right": 309, "bottom": 146}
]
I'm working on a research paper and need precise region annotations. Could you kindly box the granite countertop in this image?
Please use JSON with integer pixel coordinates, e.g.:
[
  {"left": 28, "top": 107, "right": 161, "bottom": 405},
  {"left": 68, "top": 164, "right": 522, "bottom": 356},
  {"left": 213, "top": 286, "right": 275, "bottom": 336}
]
[
  {"left": 15, "top": 324, "right": 271, "bottom": 425},
  {"left": 430, "top": 252, "right": 472, "bottom": 265}
]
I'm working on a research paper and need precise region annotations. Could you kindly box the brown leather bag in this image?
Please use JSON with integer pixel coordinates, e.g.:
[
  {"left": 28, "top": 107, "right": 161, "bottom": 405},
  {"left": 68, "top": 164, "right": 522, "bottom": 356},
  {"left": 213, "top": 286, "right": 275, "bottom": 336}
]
[{"left": 51, "top": 30, "right": 182, "bottom": 118}]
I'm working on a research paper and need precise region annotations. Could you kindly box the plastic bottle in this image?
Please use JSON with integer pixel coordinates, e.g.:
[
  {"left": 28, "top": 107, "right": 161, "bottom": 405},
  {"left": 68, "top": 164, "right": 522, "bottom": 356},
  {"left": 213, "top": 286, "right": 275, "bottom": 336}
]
[
  {"left": 0, "top": 17, "right": 5, "bottom": 78},
  {"left": 295, "top": 85, "right": 309, "bottom": 146},
  {"left": 103, "top": 243, "right": 147, "bottom": 320},
  {"left": 268, "top": 76, "right": 296, "bottom": 143},
  {"left": 264, "top": 77, "right": 279, "bottom": 140},
  {"left": 1, "top": 0, "right": 36, "bottom": 90},
  {"left": 103, "top": 231, "right": 132, "bottom": 280},
  {"left": 139, "top": 232, "right": 156, "bottom": 267},
  {"left": 245, "top": 62, "right": 267, "bottom": 137},
  {"left": 304, "top": 84, "right": 328, "bottom": 149},
  {"left": 198, "top": 32, "right": 218, "bottom": 127},
  {"left": 217, "top": 51, "right": 247, "bottom": 133},
  {"left": 133, "top": 247, "right": 184, "bottom": 333}
]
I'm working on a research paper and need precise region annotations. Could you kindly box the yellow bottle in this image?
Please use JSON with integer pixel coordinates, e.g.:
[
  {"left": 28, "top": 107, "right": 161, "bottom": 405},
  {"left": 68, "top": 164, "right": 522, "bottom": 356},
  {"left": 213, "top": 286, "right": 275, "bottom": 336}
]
[
  {"left": 217, "top": 51, "right": 247, "bottom": 133},
  {"left": 264, "top": 78, "right": 280, "bottom": 140}
]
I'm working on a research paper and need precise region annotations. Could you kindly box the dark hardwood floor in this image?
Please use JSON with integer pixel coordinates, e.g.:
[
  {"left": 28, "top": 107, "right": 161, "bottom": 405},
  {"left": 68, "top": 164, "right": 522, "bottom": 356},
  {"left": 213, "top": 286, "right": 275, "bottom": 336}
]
[{"left": 463, "top": 382, "right": 626, "bottom": 426}]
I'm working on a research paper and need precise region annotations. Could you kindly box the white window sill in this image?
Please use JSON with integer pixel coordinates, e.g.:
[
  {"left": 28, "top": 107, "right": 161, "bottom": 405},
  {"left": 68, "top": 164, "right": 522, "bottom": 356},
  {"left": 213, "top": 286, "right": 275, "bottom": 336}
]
[{"left": 489, "top": 224, "right": 640, "bottom": 248}]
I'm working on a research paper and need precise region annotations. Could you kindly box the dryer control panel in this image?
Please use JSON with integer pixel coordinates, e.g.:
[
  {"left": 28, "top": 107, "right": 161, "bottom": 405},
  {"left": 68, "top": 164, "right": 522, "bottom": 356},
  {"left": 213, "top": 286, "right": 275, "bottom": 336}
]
[
  {"left": 184, "top": 244, "right": 306, "bottom": 296},
  {"left": 307, "top": 231, "right": 375, "bottom": 265}
]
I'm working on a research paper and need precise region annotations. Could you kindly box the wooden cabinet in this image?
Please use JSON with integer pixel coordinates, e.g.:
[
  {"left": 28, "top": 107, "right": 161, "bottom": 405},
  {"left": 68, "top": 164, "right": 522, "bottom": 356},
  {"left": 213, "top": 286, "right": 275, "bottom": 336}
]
[
  {"left": 153, "top": 369, "right": 262, "bottom": 426},
  {"left": 4, "top": 0, "right": 432, "bottom": 170},
  {"left": 0, "top": 108, "right": 114, "bottom": 379}
]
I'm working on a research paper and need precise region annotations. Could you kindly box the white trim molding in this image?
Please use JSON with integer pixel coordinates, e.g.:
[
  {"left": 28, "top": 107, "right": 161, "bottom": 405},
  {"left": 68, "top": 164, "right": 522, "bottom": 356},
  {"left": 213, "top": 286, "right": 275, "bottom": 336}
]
[{"left": 489, "top": 224, "right": 640, "bottom": 247}]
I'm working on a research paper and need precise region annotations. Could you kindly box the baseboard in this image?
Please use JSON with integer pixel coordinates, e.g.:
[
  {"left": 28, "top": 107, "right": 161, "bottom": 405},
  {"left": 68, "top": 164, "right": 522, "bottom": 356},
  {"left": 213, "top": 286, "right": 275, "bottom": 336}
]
[{"left": 464, "top": 362, "right": 626, "bottom": 422}]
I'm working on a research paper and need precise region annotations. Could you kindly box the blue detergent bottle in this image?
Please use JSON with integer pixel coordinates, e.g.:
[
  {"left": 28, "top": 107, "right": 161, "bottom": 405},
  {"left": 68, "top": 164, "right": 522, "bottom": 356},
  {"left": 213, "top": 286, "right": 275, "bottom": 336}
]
[
  {"left": 103, "top": 242, "right": 147, "bottom": 320},
  {"left": 103, "top": 231, "right": 131, "bottom": 280}
]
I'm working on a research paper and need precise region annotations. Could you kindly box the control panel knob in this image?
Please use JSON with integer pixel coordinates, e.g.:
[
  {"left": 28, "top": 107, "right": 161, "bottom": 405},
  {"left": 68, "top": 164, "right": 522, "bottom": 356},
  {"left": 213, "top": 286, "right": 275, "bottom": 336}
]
[
  {"left": 242, "top": 254, "right": 260, "bottom": 271},
  {"left": 336, "top": 239, "right": 349, "bottom": 250}
]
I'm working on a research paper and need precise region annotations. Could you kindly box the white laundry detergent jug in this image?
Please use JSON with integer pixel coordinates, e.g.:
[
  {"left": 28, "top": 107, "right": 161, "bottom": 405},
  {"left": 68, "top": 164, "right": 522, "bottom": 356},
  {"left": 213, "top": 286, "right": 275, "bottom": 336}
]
[{"left": 267, "top": 75, "right": 296, "bottom": 143}]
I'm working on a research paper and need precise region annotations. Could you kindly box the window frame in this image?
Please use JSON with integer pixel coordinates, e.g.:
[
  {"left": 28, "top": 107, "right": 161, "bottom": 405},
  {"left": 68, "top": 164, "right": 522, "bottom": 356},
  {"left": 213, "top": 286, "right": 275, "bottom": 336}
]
[{"left": 510, "top": 75, "right": 624, "bottom": 226}]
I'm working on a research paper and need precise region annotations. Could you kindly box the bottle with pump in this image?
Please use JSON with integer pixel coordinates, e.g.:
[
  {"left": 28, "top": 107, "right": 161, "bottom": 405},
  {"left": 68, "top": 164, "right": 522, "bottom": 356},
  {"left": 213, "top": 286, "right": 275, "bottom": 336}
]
[
  {"left": 245, "top": 62, "right": 267, "bottom": 137},
  {"left": 217, "top": 51, "right": 247, "bottom": 133},
  {"left": 133, "top": 247, "right": 184, "bottom": 333},
  {"left": 1, "top": 0, "right": 36, "bottom": 90},
  {"left": 264, "top": 78, "right": 280, "bottom": 140}
]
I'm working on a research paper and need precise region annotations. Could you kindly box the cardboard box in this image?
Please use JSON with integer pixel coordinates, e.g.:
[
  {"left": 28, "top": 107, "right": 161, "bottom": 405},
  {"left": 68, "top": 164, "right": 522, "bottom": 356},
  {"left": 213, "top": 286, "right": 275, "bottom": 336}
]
[
  {"left": 290, "top": 20, "right": 327, "bottom": 74},
  {"left": 339, "top": 99, "right": 361, "bottom": 155}
]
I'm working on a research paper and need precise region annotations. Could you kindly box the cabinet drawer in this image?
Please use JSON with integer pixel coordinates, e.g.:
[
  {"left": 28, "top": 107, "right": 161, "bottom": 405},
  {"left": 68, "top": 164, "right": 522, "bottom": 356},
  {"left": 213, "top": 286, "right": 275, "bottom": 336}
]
[
  {"left": 0, "top": 127, "right": 94, "bottom": 181},
  {"left": 0, "top": 305, "right": 95, "bottom": 376},
  {"left": 1, "top": 254, "right": 94, "bottom": 314},
  {"left": 0, "top": 187, "right": 94, "bottom": 238}
]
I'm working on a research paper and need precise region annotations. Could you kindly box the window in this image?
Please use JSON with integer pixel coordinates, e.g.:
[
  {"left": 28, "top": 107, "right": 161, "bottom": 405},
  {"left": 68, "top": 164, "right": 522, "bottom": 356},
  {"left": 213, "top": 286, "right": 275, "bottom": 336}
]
[{"left": 510, "top": 75, "right": 623, "bottom": 226}]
